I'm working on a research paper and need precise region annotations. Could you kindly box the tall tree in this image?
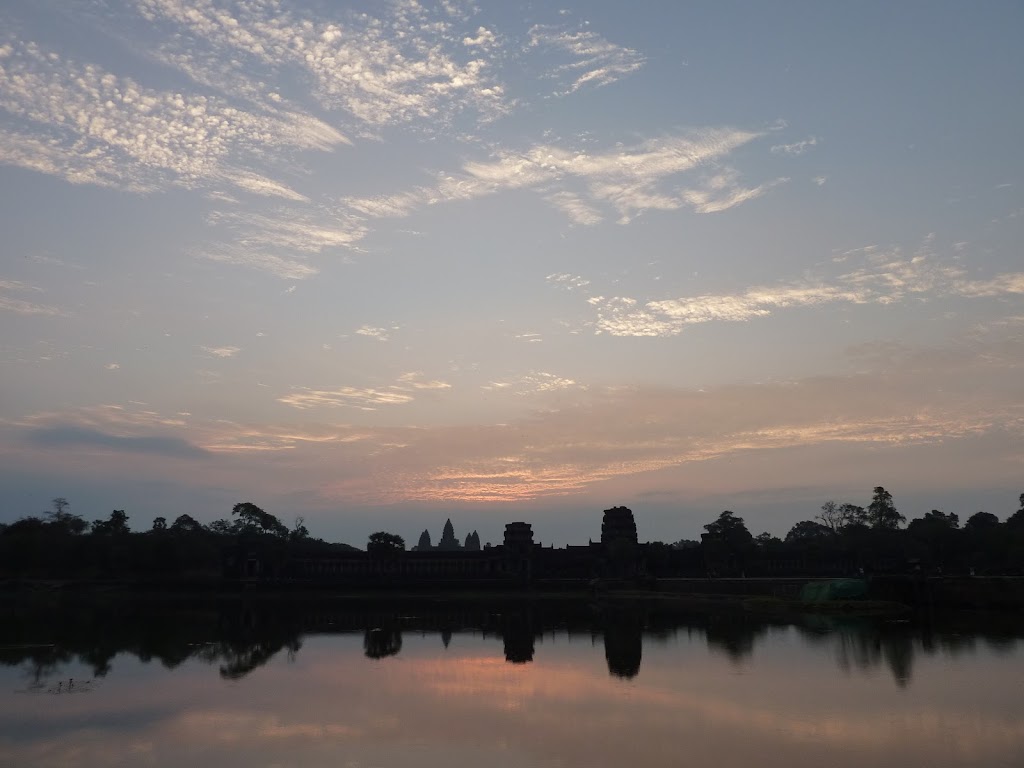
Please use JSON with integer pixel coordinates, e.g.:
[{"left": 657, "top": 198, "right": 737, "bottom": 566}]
[
  {"left": 232, "top": 502, "right": 288, "bottom": 538},
  {"left": 170, "top": 513, "right": 203, "bottom": 533},
  {"left": 92, "top": 509, "right": 130, "bottom": 535},
  {"left": 868, "top": 487, "right": 904, "bottom": 529},
  {"left": 44, "top": 497, "right": 87, "bottom": 534},
  {"left": 839, "top": 503, "right": 869, "bottom": 528},
  {"left": 785, "top": 520, "right": 831, "bottom": 543},
  {"left": 964, "top": 511, "right": 999, "bottom": 531},
  {"left": 368, "top": 532, "right": 405, "bottom": 554},
  {"left": 703, "top": 511, "right": 753, "bottom": 548},
  {"left": 1006, "top": 494, "right": 1024, "bottom": 529},
  {"left": 816, "top": 501, "right": 843, "bottom": 533}
]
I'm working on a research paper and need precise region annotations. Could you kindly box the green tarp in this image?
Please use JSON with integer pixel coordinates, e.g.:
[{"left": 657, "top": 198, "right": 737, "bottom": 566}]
[{"left": 800, "top": 579, "right": 868, "bottom": 603}]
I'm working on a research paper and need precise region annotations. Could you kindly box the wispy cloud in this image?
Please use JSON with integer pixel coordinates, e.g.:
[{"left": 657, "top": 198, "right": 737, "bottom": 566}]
[
  {"left": 0, "top": 279, "right": 62, "bottom": 316},
  {"left": 545, "top": 191, "right": 603, "bottom": 225},
  {"left": 278, "top": 368, "right": 451, "bottom": 411},
  {"left": 528, "top": 24, "right": 645, "bottom": 95},
  {"left": 200, "top": 206, "right": 365, "bottom": 279},
  {"left": 771, "top": 136, "right": 818, "bottom": 156},
  {"left": 278, "top": 386, "right": 415, "bottom": 411},
  {"left": 200, "top": 345, "right": 241, "bottom": 358},
  {"left": 397, "top": 372, "right": 452, "bottom": 390},
  {"left": 344, "top": 128, "right": 771, "bottom": 226},
  {"left": 355, "top": 325, "right": 395, "bottom": 342},
  {"left": 132, "top": 0, "right": 509, "bottom": 130},
  {"left": 546, "top": 273, "right": 591, "bottom": 290},
  {"left": 583, "top": 240, "right": 1024, "bottom": 337},
  {"left": 0, "top": 39, "right": 346, "bottom": 193},
  {"left": 483, "top": 371, "right": 583, "bottom": 396},
  {"left": 24, "top": 424, "right": 208, "bottom": 458}
]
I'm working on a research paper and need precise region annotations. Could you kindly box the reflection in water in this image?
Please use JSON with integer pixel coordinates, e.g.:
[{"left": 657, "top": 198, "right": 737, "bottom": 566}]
[
  {"left": 602, "top": 606, "right": 642, "bottom": 679},
  {"left": 2, "top": 597, "right": 1024, "bottom": 768},
  {"left": 501, "top": 610, "right": 535, "bottom": 664},
  {"left": 364, "top": 627, "right": 403, "bottom": 660},
  {"left": 1, "top": 597, "right": 1023, "bottom": 688}
]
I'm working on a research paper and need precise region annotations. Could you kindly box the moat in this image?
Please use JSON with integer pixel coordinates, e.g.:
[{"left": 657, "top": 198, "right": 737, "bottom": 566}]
[{"left": 2, "top": 597, "right": 1022, "bottom": 767}]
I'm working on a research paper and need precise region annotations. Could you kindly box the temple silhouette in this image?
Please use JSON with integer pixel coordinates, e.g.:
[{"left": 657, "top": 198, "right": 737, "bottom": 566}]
[{"left": 228, "top": 506, "right": 651, "bottom": 584}]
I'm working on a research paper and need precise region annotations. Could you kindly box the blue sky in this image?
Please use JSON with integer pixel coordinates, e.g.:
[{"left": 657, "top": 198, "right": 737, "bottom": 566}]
[{"left": 2, "top": 0, "right": 1023, "bottom": 546}]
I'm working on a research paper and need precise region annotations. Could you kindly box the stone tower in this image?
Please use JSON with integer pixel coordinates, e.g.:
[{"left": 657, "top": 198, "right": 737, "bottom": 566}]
[{"left": 437, "top": 518, "right": 460, "bottom": 551}]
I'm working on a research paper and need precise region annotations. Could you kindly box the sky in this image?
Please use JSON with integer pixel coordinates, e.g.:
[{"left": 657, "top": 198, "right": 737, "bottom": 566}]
[{"left": 1, "top": 0, "right": 1023, "bottom": 547}]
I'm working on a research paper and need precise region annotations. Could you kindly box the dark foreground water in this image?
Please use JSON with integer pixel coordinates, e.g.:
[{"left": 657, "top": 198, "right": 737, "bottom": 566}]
[{"left": 1, "top": 597, "right": 1023, "bottom": 767}]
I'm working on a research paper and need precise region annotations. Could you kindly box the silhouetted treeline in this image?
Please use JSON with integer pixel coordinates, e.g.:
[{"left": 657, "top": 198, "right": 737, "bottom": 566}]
[
  {"left": 0, "top": 499, "right": 355, "bottom": 581},
  {"left": 3, "top": 490, "right": 1024, "bottom": 582},
  {"left": 675, "top": 489, "right": 1024, "bottom": 578}
]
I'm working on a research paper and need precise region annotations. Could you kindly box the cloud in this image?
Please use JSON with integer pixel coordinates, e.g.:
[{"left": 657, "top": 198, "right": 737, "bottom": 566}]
[
  {"left": 397, "top": 372, "right": 452, "bottom": 390},
  {"left": 200, "top": 345, "right": 241, "bottom": 358},
  {"left": 771, "top": 136, "right": 818, "bottom": 155},
  {"left": 343, "top": 128, "right": 769, "bottom": 226},
  {"left": 528, "top": 24, "right": 645, "bottom": 95},
  {"left": 24, "top": 425, "right": 208, "bottom": 458},
  {"left": 199, "top": 206, "right": 366, "bottom": 279},
  {"left": 482, "top": 371, "right": 583, "bottom": 396},
  {"left": 354, "top": 325, "right": 394, "bottom": 342},
  {"left": 678, "top": 169, "right": 788, "bottom": 214},
  {"left": 277, "top": 386, "right": 415, "bottom": 411},
  {"left": 9, "top": 332, "right": 1021, "bottom": 507},
  {"left": 277, "top": 369, "right": 451, "bottom": 411},
  {"left": 546, "top": 273, "right": 591, "bottom": 290},
  {"left": 0, "top": 39, "right": 347, "bottom": 193},
  {"left": 584, "top": 240, "right": 1024, "bottom": 336},
  {"left": 545, "top": 191, "right": 603, "bottom": 225},
  {"left": 0, "top": 279, "right": 62, "bottom": 316},
  {"left": 132, "top": 0, "right": 509, "bottom": 130}
]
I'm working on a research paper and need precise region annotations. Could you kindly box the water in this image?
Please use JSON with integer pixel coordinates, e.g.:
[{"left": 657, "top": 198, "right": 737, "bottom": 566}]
[{"left": 2, "top": 597, "right": 1023, "bottom": 767}]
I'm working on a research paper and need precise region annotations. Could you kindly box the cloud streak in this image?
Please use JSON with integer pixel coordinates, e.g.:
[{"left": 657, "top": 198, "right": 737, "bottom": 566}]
[
  {"left": 528, "top": 24, "right": 645, "bottom": 95},
  {"left": 24, "top": 425, "right": 208, "bottom": 458},
  {"left": 584, "top": 242, "right": 1024, "bottom": 337},
  {"left": 344, "top": 128, "right": 775, "bottom": 227}
]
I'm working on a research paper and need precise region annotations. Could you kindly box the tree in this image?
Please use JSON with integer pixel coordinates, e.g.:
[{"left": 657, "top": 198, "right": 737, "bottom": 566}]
[
  {"left": 152, "top": 517, "right": 167, "bottom": 532},
  {"left": 785, "top": 520, "right": 831, "bottom": 544},
  {"left": 170, "top": 513, "right": 203, "bottom": 534},
  {"left": 44, "top": 497, "right": 87, "bottom": 535},
  {"left": 838, "top": 503, "right": 869, "bottom": 529},
  {"left": 703, "top": 511, "right": 753, "bottom": 549},
  {"left": 231, "top": 502, "right": 288, "bottom": 538},
  {"left": 754, "top": 531, "right": 782, "bottom": 548},
  {"left": 816, "top": 501, "right": 843, "bottom": 533},
  {"left": 964, "top": 511, "right": 999, "bottom": 531},
  {"left": 367, "top": 532, "right": 405, "bottom": 554},
  {"left": 92, "top": 510, "right": 130, "bottom": 535},
  {"left": 206, "top": 518, "right": 236, "bottom": 535},
  {"left": 867, "top": 487, "right": 904, "bottom": 529},
  {"left": 1005, "top": 494, "right": 1024, "bottom": 530},
  {"left": 290, "top": 516, "right": 310, "bottom": 542},
  {"left": 912, "top": 509, "right": 959, "bottom": 530}
]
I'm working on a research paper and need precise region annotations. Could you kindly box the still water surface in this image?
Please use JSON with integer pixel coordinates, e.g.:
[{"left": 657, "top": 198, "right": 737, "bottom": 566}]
[{"left": 1, "top": 598, "right": 1022, "bottom": 767}]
